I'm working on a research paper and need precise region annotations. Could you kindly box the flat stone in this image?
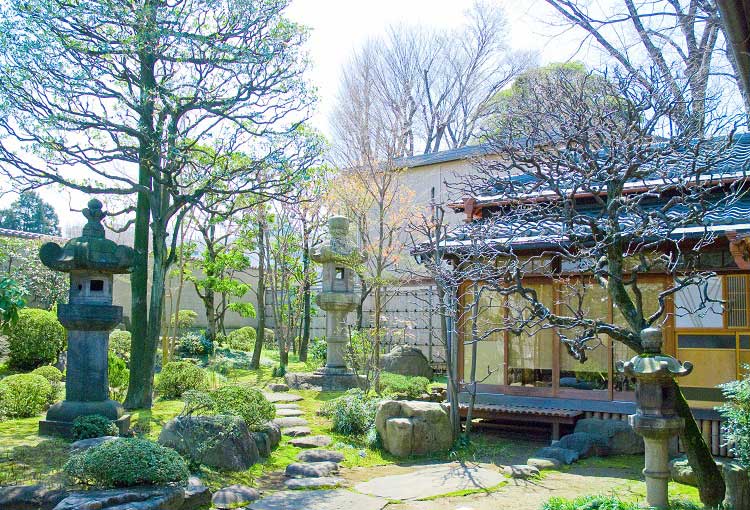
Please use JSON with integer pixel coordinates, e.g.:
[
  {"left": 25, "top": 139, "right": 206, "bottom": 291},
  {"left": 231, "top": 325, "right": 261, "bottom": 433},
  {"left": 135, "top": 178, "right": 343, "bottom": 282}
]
[
  {"left": 275, "top": 403, "right": 301, "bottom": 410},
  {"left": 526, "top": 457, "right": 562, "bottom": 470},
  {"left": 212, "top": 485, "right": 260, "bottom": 509},
  {"left": 53, "top": 487, "right": 183, "bottom": 510},
  {"left": 0, "top": 484, "right": 67, "bottom": 510},
  {"left": 276, "top": 408, "right": 305, "bottom": 417},
  {"left": 502, "top": 464, "right": 540, "bottom": 479},
  {"left": 290, "top": 436, "right": 333, "bottom": 448},
  {"left": 284, "top": 477, "right": 345, "bottom": 490},
  {"left": 297, "top": 449, "right": 343, "bottom": 463},
  {"left": 273, "top": 417, "right": 308, "bottom": 428},
  {"left": 268, "top": 383, "right": 289, "bottom": 392},
  {"left": 533, "top": 446, "right": 579, "bottom": 465},
  {"left": 249, "top": 489, "right": 387, "bottom": 510},
  {"left": 264, "top": 392, "right": 303, "bottom": 403},
  {"left": 355, "top": 462, "right": 506, "bottom": 500},
  {"left": 285, "top": 461, "right": 339, "bottom": 478},
  {"left": 70, "top": 435, "right": 119, "bottom": 452},
  {"left": 283, "top": 426, "right": 312, "bottom": 437}
]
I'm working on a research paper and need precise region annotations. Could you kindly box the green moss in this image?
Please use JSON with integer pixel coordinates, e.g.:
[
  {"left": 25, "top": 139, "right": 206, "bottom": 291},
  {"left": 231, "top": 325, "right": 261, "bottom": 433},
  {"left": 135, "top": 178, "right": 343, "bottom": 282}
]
[{"left": 416, "top": 481, "right": 508, "bottom": 500}]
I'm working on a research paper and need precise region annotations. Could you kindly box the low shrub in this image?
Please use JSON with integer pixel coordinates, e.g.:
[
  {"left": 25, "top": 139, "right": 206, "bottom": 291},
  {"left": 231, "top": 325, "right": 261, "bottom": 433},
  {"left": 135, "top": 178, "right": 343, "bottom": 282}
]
[
  {"left": 0, "top": 373, "right": 54, "bottom": 418},
  {"left": 64, "top": 438, "right": 189, "bottom": 487},
  {"left": 108, "top": 329, "right": 131, "bottom": 364},
  {"left": 7, "top": 308, "right": 66, "bottom": 370},
  {"left": 177, "top": 331, "right": 214, "bottom": 357},
  {"left": 155, "top": 361, "right": 208, "bottom": 399},
  {"left": 31, "top": 365, "right": 63, "bottom": 383},
  {"left": 720, "top": 370, "right": 750, "bottom": 467},
  {"left": 108, "top": 353, "right": 129, "bottom": 402},
  {"left": 227, "top": 326, "right": 256, "bottom": 351},
  {"left": 209, "top": 385, "right": 275, "bottom": 431},
  {"left": 309, "top": 337, "right": 327, "bottom": 361},
  {"left": 171, "top": 310, "right": 198, "bottom": 331},
  {"left": 319, "top": 388, "right": 379, "bottom": 436},
  {"left": 71, "top": 414, "right": 118, "bottom": 440},
  {"left": 262, "top": 328, "right": 275, "bottom": 349},
  {"left": 380, "top": 372, "right": 430, "bottom": 400},
  {"left": 542, "top": 496, "right": 700, "bottom": 510}
]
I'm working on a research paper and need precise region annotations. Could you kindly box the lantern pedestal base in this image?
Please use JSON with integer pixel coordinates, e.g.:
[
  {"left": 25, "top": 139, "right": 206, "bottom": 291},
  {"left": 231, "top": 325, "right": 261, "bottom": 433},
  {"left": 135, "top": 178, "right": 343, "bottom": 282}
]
[
  {"left": 285, "top": 371, "right": 365, "bottom": 391},
  {"left": 39, "top": 413, "right": 130, "bottom": 439}
]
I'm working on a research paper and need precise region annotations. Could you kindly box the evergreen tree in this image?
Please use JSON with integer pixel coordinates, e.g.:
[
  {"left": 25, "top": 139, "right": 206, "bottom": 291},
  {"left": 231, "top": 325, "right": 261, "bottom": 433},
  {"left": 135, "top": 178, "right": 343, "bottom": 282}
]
[{"left": 0, "top": 191, "right": 60, "bottom": 235}]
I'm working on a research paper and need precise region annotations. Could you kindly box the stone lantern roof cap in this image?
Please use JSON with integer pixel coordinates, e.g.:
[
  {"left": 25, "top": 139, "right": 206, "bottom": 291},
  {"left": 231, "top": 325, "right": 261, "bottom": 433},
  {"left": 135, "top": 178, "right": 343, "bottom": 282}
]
[
  {"left": 616, "top": 327, "right": 693, "bottom": 379},
  {"left": 38, "top": 199, "right": 134, "bottom": 274}
]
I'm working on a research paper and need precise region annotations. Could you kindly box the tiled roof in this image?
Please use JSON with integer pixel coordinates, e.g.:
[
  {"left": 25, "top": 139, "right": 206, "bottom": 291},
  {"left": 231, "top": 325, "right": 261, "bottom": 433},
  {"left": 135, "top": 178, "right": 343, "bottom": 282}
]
[
  {"left": 0, "top": 227, "right": 66, "bottom": 243},
  {"left": 394, "top": 144, "right": 492, "bottom": 169}
]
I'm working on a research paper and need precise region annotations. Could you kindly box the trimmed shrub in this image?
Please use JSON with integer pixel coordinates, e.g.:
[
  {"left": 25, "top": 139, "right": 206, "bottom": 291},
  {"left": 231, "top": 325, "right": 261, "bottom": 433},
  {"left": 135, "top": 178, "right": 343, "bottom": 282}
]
[
  {"left": 319, "top": 388, "right": 378, "bottom": 436},
  {"left": 71, "top": 414, "right": 118, "bottom": 440},
  {"left": 0, "top": 373, "right": 54, "bottom": 418},
  {"left": 542, "top": 495, "right": 701, "bottom": 510},
  {"left": 177, "top": 331, "right": 214, "bottom": 357},
  {"left": 209, "top": 385, "right": 275, "bottom": 431},
  {"left": 31, "top": 365, "right": 63, "bottom": 383},
  {"left": 171, "top": 309, "right": 198, "bottom": 330},
  {"left": 64, "top": 438, "right": 189, "bottom": 487},
  {"left": 108, "top": 353, "right": 129, "bottom": 402},
  {"left": 108, "top": 329, "right": 131, "bottom": 364},
  {"left": 7, "top": 308, "right": 66, "bottom": 369},
  {"left": 155, "top": 361, "right": 208, "bottom": 399},
  {"left": 380, "top": 372, "right": 430, "bottom": 400},
  {"left": 227, "top": 326, "right": 256, "bottom": 351}
]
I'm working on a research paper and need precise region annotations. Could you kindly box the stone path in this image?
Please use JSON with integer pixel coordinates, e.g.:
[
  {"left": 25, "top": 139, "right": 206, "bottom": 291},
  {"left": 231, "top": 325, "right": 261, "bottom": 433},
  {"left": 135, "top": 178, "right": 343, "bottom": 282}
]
[
  {"left": 290, "top": 435, "right": 332, "bottom": 448},
  {"left": 274, "top": 416, "right": 308, "bottom": 428},
  {"left": 276, "top": 408, "right": 305, "bottom": 417},
  {"left": 354, "top": 463, "right": 506, "bottom": 500},
  {"left": 264, "top": 392, "right": 303, "bottom": 403},
  {"left": 249, "top": 490, "right": 387, "bottom": 510},
  {"left": 283, "top": 426, "right": 311, "bottom": 437}
]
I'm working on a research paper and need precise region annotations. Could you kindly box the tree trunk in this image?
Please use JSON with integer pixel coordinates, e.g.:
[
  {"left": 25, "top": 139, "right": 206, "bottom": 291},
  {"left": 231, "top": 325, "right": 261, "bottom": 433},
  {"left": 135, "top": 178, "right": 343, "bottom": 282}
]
[
  {"left": 299, "top": 241, "right": 311, "bottom": 361},
  {"left": 251, "top": 209, "right": 266, "bottom": 369},
  {"left": 675, "top": 382, "right": 725, "bottom": 506},
  {"left": 204, "top": 290, "right": 216, "bottom": 342}
]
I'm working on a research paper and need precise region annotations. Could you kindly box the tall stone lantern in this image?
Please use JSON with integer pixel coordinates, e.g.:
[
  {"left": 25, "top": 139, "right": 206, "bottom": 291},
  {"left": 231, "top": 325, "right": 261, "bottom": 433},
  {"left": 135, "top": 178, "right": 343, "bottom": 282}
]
[
  {"left": 38, "top": 199, "right": 134, "bottom": 437},
  {"left": 286, "top": 215, "right": 366, "bottom": 390},
  {"left": 616, "top": 327, "right": 693, "bottom": 509}
]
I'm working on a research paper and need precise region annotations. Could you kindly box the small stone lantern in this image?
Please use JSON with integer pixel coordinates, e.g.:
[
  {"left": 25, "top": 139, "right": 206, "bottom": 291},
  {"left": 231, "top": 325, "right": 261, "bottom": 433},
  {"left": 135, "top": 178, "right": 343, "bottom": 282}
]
[
  {"left": 616, "top": 327, "right": 693, "bottom": 509},
  {"left": 38, "top": 199, "right": 134, "bottom": 437}
]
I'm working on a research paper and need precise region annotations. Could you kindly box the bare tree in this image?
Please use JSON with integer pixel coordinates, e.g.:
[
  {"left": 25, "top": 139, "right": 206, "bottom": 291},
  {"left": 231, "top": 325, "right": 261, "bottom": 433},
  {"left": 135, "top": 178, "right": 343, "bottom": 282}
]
[
  {"left": 415, "top": 68, "right": 743, "bottom": 505},
  {"left": 331, "top": 1, "right": 533, "bottom": 158},
  {"left": 544, "top": 0, "right": 744, "bottom": 132}
]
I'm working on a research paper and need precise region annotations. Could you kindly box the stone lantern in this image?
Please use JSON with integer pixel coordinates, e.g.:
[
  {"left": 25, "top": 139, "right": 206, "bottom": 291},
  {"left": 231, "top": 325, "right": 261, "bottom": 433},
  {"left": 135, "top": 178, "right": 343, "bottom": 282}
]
[
  {"left": 38, "top": 199, "right": 134, "bottom": 438},
  {"left": 286, "top": 215, "right": 366, "bottom": 390},
  {"left": 616, "top": 327, "right": 693, "bottom": 509}
]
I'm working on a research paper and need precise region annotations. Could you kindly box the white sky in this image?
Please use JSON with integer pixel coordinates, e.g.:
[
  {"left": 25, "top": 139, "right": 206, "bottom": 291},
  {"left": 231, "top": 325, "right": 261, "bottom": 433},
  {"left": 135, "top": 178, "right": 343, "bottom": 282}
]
[{"left": 29, "top": 0, "right": 602, "bottom": 231}]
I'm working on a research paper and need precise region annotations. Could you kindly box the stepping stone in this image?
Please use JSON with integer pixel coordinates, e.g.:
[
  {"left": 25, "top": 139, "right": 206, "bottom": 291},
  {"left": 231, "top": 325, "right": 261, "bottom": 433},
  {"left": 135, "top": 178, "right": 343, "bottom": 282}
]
[
  {"left": 285, "top": 461, "right": 339, "bottom": 478},
  {"left": 283, "top": 426, "right": 312, "bottom": 437},
  {"left": 249, "top": 489, "right": 387, "bottom": 510},
  {"left": 355, "top": 462, "right": 506, "bottom": 500},
  {"left": 297, "top": 449, "right": 343, "bottom": 463},
  {"left": 275, "top": 403, "right": 300, "bottom": 410},
  {"left": 290, "top": 436, "right": 332, "bottom": 448},
  {"left": 274, "top": 417, "right": 308, "bottom": 428},
  {"left": 527, "top": 457, "right": 561, "bottom": 470},
  {"left": 502, "top": 464, "right": 540, "bottom": 479},
  {"left": 276, "top": 408, "right": 304, "bottom": 417},
  {"left": 268, "top": 383, "right": 289, "bottom": 392},
  {"left": 264, "top": 392, "right": 303, "bottom": 403},
  {"left": 284, "top": 477, "right": 344, "bottom": 490},
  {"left": 212, "top": 485, "right": 260, "bottom": 509}
]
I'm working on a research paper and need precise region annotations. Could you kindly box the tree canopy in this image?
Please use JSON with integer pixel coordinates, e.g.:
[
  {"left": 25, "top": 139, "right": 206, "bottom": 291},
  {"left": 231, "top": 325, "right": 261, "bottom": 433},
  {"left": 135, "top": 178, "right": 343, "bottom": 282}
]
[{"left": 0, "top": 192, "right": 59, "bottom": 235}]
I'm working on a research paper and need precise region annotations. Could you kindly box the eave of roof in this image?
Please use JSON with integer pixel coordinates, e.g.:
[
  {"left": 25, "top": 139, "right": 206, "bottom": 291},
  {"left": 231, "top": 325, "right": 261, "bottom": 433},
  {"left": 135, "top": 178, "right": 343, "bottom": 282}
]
[
  {"left": 0, "top": 227, "right": 66, "bottom": 243},
  {"left": 394, "top": 144, "right": 492, "bottom": 169}
]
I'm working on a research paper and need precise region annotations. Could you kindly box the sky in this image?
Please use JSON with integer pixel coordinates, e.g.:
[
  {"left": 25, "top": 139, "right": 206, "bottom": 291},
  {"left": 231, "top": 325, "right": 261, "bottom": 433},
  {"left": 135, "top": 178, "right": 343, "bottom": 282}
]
[{"left": 28, "top": 0, "right": 601, "bottom": 232}]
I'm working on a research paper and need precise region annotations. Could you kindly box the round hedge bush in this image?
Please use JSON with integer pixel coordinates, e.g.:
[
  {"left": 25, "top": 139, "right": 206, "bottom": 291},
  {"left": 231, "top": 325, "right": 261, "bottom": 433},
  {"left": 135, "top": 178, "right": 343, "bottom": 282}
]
[
  {"left": 108, "top": 329, "right": 131, "bottom": 364},
  {"left": 7, "top": 308, "right": 66, "bottom": 369},
  {"left": 210, "top": 385, "right": 275, "bottom": 431},
  {"left": 71, "top": 414, "right": 119, "bottom": 440},
  {"left": 155, "top": 361, "right": 208, "bottom": 399},
  {"left": 31, "top": 365, "right": 63, "bottom": 383},
  {"left": 0, "top": 373, "right": 54, "bottom": 418},
  {"left": 64, "top": 438, "right": 189, "bottom": 487},
  {"left": 226, "top": 326, "right": 256, "bottom": 351}
]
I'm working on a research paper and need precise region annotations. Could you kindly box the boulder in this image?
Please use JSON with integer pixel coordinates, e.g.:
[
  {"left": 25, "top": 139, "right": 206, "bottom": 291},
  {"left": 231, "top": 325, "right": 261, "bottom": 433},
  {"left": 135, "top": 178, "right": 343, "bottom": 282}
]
[
  {"left": 70, "top": 435, "right": 119, "bottom": 452},
  {"left": 285, "top": 461, "right": 340, "bottom": 478},
  {"left": 252, "top": 431, "right": 273, "bottom": 457},
  {"left": 297, "top": 449, "right": 345, "bottom": 463},
  {"left": 724, "top": 461, "right": 750, "bottom": 510},
  {"left": 532, "top": 447, "right": 579, "bottom": 465},
  {"left": 258, "top": 421, "right": 282, "bottom": 448},
  {"left": 375, "top": 400, "right": 452, "bottom": 457},
  {"left": 182, "top": 483, "right": 211, "bottom": 510},
  {"left": 573, "top": 418, "right": 643, "bottom": 455},
  {"left": 158, "top": 415, "right": 260, "bottom": 471},
  {"left": 526, "top": 457, "right": 562, "bottom": 470},
  {"left": 670, "top": 457, "right": 697, "bottom": 486},
  {"left": 553, "top": 432, "right": 609, "bottom": 458},
  {"left": 53, "top": 487, "right": 183, "bottom": 510},
  {"left": 0, "top": 484, "right": 67, "bottom": 510},
  {"left": 380, "top": 345, "right": 433, "bottom": 379},
  {"left": 211, "top": 485, "right": 259, "bottom": 509},
  {"left": 268, "top": 383, "right": 289, "bottom": 392},
  {"left": 502, "top": 465, "right": 540, "bottom": 479},
  {"left": 285, "top": 477, "right": 345, "bottom": 490}
]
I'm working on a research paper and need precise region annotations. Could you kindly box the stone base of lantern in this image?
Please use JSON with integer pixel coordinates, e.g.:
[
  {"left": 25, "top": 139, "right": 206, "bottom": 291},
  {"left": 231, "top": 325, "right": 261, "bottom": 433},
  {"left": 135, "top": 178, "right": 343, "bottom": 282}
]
[
  {"left": 39, "top": 399, "right": 130, "bottom": 439},
  {"left": 285, "top": 371, "right": 365, "bottom": 391}
]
